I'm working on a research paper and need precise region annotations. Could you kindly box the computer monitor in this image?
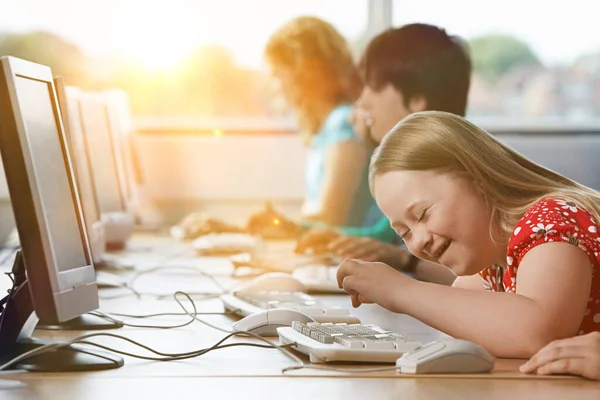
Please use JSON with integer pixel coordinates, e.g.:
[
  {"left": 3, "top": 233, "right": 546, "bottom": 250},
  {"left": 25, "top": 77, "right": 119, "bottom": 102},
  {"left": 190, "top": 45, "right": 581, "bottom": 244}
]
[
  {"left": 78, "top": 92, "right": 133, "bottom": 249},
  {"left": 104, "top": 90, "right": 137, "bottom": 204},
  {"left": 0, "top": 56, "right": 122, "bottom": 371},
  {"left": 105, "top": 89, "right": 164, "bottom": 230},
  {"left": 54, "top": 79, "right": 106, "bottom": 265}
]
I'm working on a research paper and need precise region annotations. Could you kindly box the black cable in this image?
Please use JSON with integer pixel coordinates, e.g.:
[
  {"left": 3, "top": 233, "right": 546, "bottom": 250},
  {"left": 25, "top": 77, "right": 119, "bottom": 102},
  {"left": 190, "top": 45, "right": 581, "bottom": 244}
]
[
  {"left": 141, "top": 292, "right": 222, "bottom": 300},
  {"left": 89, "top": 311, "right": 196, "bottom": 330},
  {"left": 69, "top": 332, "right": 295, "bottom": 362},
  {"left": 92, "top": 288, "right": 202, "bottom": 330},
  {"left": 0, "top": 288, "right": 307, "bottom": 372},
  {"left": 104, "top": 310, "right": 233, "bottom": 319},
  {"left": 90, "top": 308, "right": 240, "bottom": 330},
  {"left": 129, "top": 265, "right": 226, "bottom": 292}
]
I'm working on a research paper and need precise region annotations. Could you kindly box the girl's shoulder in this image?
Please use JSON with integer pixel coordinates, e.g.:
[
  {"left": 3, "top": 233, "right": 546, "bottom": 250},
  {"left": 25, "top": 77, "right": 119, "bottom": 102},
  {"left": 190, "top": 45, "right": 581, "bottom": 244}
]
[
  {"left": 317, "top": 104, "right": 357, "bottom": 143},
  {"left": 508, "top": 198, "right": 600, "bottom": 266}
]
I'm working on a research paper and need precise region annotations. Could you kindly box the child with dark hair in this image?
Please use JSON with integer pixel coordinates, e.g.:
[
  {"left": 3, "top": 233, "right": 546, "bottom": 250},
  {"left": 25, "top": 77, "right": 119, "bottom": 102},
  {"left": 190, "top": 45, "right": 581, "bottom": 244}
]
[{"left": 298, "top": 24, "right": 471, "bottom": 285}]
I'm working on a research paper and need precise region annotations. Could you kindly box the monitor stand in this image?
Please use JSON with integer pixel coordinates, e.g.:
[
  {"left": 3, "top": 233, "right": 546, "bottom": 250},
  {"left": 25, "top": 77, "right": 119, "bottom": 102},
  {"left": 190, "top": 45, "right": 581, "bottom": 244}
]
[
  {"left": 36, "top": 313, "right": 123, "bottom": 330},
  {"left": 0, "top": 251, "right": 123, "bottom": 371}
]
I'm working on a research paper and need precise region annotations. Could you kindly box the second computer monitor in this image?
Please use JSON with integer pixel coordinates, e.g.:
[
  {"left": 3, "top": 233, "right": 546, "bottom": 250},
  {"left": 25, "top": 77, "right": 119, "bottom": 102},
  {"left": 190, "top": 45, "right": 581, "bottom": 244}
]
[
  {"left": 54, "top": 79, "right": 106, "bottom": 264},
  {"left": 104, "top": 89, "right": 138, "bottom": 204},
  {"left": 78, "top": 92, "right": 133, "bottom": 249}
]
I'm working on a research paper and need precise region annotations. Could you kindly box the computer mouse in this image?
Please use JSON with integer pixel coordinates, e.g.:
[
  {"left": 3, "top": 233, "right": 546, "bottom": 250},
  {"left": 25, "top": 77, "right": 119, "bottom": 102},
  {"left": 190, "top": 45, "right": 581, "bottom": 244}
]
[
  {"left": 234, "top": 272, "right": 307, "bottom": 293},
  {"left": 232, "top": 308, "right": 315, "bottom": 336},
  {"left": 396, "top": 339, "right": 495, "bottom": 374},
  {"left": 246, "top": 202, "right": 301, "bottom": 240}
]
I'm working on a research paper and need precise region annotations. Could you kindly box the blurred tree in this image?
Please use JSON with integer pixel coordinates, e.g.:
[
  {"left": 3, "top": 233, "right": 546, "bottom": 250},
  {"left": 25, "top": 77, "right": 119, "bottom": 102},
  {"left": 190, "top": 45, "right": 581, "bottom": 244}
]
[
  {"left": 0, "top": 31, "right": 87, "bottom": 84},
  {"left": 469, "top": 34, "right": 542, "bottom": 82}
]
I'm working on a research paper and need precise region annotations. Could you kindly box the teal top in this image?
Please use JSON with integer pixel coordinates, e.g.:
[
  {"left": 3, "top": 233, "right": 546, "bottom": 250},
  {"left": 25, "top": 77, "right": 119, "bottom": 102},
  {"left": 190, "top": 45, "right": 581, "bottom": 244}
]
[{"left": 302, "top": 104, "right": 396, "bottom": 243}]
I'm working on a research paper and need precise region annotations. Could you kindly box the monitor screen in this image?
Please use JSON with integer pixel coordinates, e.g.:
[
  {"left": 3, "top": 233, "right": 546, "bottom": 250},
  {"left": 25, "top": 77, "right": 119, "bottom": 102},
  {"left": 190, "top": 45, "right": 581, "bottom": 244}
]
[
  {"left": 79, "top": 97, "right": 126, "bottom": 214},
  {"left": 14, "top": 76, "right": 88, "bottom": 272}
]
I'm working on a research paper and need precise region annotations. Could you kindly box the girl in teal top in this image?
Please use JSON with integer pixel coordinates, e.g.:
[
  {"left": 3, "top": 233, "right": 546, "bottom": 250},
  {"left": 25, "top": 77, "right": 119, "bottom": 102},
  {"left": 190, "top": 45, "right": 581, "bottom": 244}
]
[{"left": 265, "top": 16, "right": 395, "bottom": 240}]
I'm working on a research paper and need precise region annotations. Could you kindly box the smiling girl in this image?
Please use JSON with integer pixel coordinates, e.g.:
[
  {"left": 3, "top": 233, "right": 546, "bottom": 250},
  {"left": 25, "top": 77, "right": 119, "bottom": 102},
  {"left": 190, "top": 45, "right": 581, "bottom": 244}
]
[{"left": 337, "top": 111, "right": 600, "bottom": 360}]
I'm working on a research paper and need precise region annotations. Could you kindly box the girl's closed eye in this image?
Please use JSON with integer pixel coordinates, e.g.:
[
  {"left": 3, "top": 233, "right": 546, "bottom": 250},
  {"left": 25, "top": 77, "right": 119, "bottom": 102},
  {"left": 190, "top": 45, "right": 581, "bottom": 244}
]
[{"left": 417, "top": 207, "right": 429, "bottom": 223}]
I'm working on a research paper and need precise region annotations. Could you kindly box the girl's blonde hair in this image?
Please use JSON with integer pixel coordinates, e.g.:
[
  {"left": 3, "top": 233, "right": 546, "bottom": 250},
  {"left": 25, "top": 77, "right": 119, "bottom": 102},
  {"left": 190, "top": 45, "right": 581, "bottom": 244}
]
[
  {"left": 265, "top": 16, "right": 362, "bottom": 137},
  {"left": 370, "top": 111, "right": 600, "bottom": 249}
]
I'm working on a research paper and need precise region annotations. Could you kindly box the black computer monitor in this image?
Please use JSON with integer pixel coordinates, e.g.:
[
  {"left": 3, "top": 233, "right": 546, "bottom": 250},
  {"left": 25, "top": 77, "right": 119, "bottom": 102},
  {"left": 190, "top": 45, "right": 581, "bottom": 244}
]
[
  {"left": 0, "top": 56, "right": 122, "bottom": 371},
  {"left": 78, "top": 92, "right": 133, "bottom": 249},
  {"left": 54, "top": 78, "right": 106, "bottom": 265}
]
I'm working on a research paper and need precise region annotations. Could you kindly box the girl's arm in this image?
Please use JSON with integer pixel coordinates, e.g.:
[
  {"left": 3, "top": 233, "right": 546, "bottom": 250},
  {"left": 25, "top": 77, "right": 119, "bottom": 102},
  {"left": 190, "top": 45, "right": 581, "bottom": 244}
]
[
  {"left": 302, "top": 140, "right": 366, "bottom": 226},
  {"left": 338, "top": 242, "right": 593, "bottom": 358},
  {"left": 452, "top": 274, "right": 486, "bottom": 290}
]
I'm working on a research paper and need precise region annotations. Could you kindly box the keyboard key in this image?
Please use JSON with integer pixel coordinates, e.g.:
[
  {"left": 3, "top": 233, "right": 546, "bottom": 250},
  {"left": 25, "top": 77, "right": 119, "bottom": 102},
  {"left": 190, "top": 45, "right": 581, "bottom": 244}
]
[
  {"left": 336, "top": 337, "right": 366, "bottom": 348},
  {"left": 361, "top": 339, "right": 397, "bottom": 350}
]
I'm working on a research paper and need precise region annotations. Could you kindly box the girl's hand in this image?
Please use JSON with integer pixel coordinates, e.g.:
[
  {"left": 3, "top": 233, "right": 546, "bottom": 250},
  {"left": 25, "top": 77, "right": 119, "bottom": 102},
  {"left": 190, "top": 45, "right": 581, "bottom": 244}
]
[
  {"left": 336, "top": 258, "right": 413, "bottom": 311},
  {"left": 295, "top": 229, "right": 340, "bottom": 255},
  {"left": 520, "top": 332, "right": 600, "bottom": 380}
]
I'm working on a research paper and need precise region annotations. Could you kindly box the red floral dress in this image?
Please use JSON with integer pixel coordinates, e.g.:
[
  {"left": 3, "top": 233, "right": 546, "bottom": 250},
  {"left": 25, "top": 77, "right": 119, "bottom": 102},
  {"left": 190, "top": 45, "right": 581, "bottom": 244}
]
[{"left": 479, "top": 198, "right": 600, "bottom": 334}]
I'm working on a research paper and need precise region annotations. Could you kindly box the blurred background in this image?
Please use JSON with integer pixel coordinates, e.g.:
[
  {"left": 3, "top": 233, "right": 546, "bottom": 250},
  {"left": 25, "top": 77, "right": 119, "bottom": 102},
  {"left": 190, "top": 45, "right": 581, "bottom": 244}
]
[
  {"left": 3, "top": 0, "right": 600, "bottom": 124},
  {"left": 2, "top": 0, "right": 600, "bottom": 224}
]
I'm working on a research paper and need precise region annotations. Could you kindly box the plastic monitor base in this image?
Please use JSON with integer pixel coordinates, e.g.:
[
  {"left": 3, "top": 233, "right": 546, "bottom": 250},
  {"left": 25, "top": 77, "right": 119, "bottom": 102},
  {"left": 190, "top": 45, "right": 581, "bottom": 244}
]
[
  {"left": 8, "top": 338, "right": 123, "bottom": 372},
  {"left": 0, "top": 251, "right": 124, "bottom": 372},
  {"left": 37, "top": 313, "right": 123, "bottom": 330}
]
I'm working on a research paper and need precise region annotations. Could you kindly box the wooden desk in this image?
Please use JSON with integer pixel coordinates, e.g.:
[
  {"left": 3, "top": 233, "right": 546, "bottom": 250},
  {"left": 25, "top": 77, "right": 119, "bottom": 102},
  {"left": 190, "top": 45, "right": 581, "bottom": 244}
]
[{"left": 1, "top": 234, "right": 599, "bottom": 400}]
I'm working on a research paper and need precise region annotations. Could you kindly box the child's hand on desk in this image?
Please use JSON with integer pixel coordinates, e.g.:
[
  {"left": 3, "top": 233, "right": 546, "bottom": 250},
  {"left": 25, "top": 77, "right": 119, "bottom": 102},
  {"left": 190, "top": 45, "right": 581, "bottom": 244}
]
[
  {"left": 520, "top": 332, "right": 600, "bottom": 380},
  {"left": 336, "top": 258, "right": 412, "bottom": 310},
  {"left": 295, "top": 229, "right": 340, "bottom": 255}
]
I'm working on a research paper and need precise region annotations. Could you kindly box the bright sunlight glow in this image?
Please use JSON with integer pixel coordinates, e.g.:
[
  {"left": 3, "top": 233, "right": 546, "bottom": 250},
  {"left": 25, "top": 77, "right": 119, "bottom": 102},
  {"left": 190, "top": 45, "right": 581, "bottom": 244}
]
[{"left": 117, "top": 1, "right": 197, "bottom": 71}]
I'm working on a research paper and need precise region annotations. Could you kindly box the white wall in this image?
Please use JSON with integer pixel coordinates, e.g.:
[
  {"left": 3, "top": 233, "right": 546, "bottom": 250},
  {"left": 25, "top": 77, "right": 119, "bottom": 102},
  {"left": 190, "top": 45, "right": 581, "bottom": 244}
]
[{"left": 135, "top": 133, "right": 307, "bottom": 224}]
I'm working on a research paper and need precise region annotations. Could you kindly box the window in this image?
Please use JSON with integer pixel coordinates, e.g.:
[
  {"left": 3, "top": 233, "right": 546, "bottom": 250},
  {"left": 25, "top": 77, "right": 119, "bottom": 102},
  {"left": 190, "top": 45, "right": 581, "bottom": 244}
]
[
  {"left": 0, "top": 0, "right": 370, "bottom": 130},
  {"left": 393, "top": 0, "right": 600, "bottom": 126}
]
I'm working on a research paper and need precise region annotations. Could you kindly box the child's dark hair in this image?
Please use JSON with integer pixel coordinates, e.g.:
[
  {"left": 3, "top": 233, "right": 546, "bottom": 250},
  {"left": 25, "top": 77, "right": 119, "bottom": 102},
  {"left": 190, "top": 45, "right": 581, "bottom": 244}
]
[{"left": 359, "top": 23, "right": 471, "bottom": 117}]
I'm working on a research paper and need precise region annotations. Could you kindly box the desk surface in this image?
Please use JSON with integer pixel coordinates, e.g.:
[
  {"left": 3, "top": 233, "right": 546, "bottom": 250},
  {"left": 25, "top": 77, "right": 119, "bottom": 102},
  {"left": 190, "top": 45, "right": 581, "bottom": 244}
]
[{"left": 1, "top": 234, "right": 599, "bottom": 400}]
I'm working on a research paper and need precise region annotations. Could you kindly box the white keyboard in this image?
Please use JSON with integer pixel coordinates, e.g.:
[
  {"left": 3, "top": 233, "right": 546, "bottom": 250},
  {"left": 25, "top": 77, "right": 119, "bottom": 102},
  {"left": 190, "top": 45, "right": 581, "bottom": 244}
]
[
  {"left": 291, "top": 265, "right": 344, "bottom": 293},
  {"left": 278, "top": 322, "right": 422, "bottom": 363},
  {"left": 220, "top": 291, "right": 360, "bottom": 324},
  {"left": 193, "top": 233, "right": 261, "bottom": 255}
]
